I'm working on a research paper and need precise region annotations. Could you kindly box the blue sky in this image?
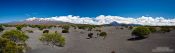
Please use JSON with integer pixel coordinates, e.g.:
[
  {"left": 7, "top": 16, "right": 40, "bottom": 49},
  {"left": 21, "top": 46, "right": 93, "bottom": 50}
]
[{"left": 0, "top": 0, "right": 175, "bottom": 23}]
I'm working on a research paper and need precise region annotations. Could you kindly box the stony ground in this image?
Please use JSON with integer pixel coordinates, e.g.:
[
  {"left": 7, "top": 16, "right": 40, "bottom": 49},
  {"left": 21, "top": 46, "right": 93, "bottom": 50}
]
[{"left": 1, "top": 26, "right": 175, "bottom": 53}]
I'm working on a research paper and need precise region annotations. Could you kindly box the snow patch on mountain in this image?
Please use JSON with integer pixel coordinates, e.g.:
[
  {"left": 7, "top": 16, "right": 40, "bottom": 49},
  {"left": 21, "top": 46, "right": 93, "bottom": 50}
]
[{"left": 26, "top": 15, "right": 175, "bottom": 26}]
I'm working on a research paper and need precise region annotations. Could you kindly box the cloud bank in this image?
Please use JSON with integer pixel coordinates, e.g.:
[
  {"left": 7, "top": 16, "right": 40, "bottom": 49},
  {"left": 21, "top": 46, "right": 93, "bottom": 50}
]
[{"left": 26, "top": 15, "right": 175, "bottom": 26}]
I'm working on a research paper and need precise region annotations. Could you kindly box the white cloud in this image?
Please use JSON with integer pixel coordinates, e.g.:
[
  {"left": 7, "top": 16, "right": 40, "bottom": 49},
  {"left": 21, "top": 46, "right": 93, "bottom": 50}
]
[{"left": 26, "top": 15, "right": 175, "bottom": 26}]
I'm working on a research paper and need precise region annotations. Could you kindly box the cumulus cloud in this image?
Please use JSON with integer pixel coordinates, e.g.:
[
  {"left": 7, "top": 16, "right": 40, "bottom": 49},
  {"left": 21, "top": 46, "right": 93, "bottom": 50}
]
[{"left": 26, "top": 15, "right": 175, "bottom": 26}]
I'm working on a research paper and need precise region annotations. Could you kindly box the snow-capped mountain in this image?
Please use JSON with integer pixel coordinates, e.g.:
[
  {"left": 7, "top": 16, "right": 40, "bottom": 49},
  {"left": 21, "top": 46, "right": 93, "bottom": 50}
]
[
  {"left": 25, "top": 15, "right": 175, "bottom": 26},
  {"left": 6, "top": 18, "right": 71, "bottom": 25}
]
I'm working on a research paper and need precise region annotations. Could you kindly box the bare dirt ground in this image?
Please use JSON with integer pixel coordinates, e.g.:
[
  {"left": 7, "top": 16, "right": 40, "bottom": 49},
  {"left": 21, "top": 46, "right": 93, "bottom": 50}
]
[{"left": 1, "top": 26, "right": 175, "bottom": 53}]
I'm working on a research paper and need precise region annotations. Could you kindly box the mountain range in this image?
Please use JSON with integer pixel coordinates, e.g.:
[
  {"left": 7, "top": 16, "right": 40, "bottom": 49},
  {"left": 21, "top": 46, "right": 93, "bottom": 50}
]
[{"left": 2, "top": 15, "right": 175, "bottom": 26}]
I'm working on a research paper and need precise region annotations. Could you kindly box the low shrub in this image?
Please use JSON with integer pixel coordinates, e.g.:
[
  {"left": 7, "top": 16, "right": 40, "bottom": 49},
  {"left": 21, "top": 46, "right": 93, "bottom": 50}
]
[
  {"left": 43, "top": 30, "right": 49, "bottom": 33},
  {"left": 120, "top": 27, "right": 124, "bottom": 30},
  {"left": 62, "top": 29, "right": 69, "bottom": 33},
  {"left": 128, "top": 26, "right": 133, "bottom": 30},
  {"left": 99, "top": 32, "right": 107, "bottom": 37},
  {"left": 39, "top": 33, "right": 65, "bottom": 47},
  {"left": 111, "top": 51, "right": 115, "bottom": 53},
  {"left": 88, "top": 33, "right": 93, "bottom": 38},
  {"left": 132, "top": 26, "right": 151, "bottom": 37}
]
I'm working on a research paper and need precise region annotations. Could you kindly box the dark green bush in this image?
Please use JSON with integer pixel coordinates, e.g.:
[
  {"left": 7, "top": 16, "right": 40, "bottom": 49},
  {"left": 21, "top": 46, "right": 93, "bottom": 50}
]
[
  {"left": 43, "top": 30, "right": 49, "bottom": 33},
  {"left": 40, "top": 33, "right": 65, "bottom": 47},
  {"left": 120, "top": 27, "right": 124, "bottom": 30},
  {"left": 111, "top": 51, "right": 115, "bottom": 53},
  {"left": 132, "top": 26, "right": 151, "bottom": 37},
  {"left": 76, "top": 24, "right": 96, "bottom": 30},
  {"left": 15, "top": 24, "right": 28, "bottom": 30},
  {"left": 1, "top": 30, "right": 29, "bottom": 43},
  {"left": 88, "top": 33, "right": 93, "bottom": 38},
  {"left": 16, "top": 25, "right": 24, "bottom": 30},
  {"left": 62, "top": 29, "right": 69, "bottom": 33},
  {"left": 128, "top": 26, "right": 133, "bottom": 30},
  {"left": 99, "top": 32, "right": 107, "bottom": 37},
  {"left": 0, "top": 25, "right": 4, "bottom": 32}
]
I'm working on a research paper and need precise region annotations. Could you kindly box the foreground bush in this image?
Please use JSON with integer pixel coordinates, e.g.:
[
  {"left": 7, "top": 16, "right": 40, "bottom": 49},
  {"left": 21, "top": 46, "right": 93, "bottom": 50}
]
[
  {"left": 132, "top": 26, "right": 151, "bottom": 37},
  {"left": 1, "top": 30, "right": 29, "bottom": 43},
  {"left": 0, "top": 37, "right": 23, "bottom": 53},
  {"left": 40, "top": 33, "right": 65, "bottom": 47}
]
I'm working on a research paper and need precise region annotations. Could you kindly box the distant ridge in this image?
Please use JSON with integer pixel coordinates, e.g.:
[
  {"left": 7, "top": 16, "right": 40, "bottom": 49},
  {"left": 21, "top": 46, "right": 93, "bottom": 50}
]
[
  {"left": 2, "top": 19, "right": 141, "bottom": 26},
  {"left": 104, "top": 21, "right": 141, "bottom": 26}
]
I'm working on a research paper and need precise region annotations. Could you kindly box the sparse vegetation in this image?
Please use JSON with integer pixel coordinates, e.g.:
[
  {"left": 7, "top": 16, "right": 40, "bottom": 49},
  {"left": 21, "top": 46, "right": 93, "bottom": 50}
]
[
  {"left": 28, "top": 25, "right": 53, "bottom": 30},
  {"left": 160, "top": 27, "right": 171, "bottom": 33},
  {"left": 26, "top": 30, "right": 33, "bottom": 33},
  {"left": 40, "top": 32, "right": 65, "bottom": 47},
  {"left": 37, "top": 25, "right": 47, "bottom": 30},
  {"left": 76, "top": 24, "right": 96, "bottom": 30},
  {"left": 132, "top": 26, "right": 151, "bottom": 37},
  {"left": 1, "top": 24, "right": 15, "bottom": 27},
  {"left": 16, "top": 24, "right": 27, "bottom": 30},
  {"left": 95, "top": 29, "right": 102, "bottom": 32},
  {"left": 148, "top": 27, "right": 157, "bottom": 32}
]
